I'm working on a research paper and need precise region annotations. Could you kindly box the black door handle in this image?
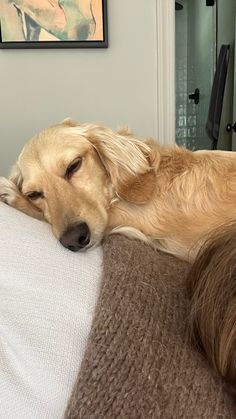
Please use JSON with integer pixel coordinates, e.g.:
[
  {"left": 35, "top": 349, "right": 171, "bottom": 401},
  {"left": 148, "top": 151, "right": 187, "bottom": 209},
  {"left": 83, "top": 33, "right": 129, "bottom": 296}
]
[
  {"left": 226, "top": 123, "right": 236, "bottom": 133},
  {"left": 189, "top": 88, "right": 200, "bottom": 104}
]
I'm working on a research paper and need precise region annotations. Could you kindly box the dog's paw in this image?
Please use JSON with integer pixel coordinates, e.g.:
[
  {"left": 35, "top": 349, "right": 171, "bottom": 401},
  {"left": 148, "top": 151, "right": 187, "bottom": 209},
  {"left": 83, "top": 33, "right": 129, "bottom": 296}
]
[{"left": 0, "top": 177, "right": 20, "bottom": 205}]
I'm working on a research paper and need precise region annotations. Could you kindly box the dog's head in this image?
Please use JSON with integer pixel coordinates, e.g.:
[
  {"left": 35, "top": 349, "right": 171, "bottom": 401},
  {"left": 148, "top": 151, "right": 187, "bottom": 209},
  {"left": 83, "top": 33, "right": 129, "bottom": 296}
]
[{"left": 10, "top": 119, "right": 159, "bottom": 251}]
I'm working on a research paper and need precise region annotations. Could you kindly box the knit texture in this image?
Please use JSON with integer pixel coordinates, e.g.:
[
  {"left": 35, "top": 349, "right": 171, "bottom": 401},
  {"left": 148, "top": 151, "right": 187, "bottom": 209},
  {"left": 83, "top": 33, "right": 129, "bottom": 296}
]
[{"left": 65, "top": 236, "right": 236, "bottom": 418}]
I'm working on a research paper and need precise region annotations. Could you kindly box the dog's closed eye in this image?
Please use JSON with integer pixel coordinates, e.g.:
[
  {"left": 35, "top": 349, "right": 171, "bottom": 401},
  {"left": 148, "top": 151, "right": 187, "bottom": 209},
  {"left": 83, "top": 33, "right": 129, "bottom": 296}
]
[
  {"left": 26, "top": 191, "right": 44, "bottom": 201},
  {"left": 65, "top": 157, "right": 82, "bottom": 179}
]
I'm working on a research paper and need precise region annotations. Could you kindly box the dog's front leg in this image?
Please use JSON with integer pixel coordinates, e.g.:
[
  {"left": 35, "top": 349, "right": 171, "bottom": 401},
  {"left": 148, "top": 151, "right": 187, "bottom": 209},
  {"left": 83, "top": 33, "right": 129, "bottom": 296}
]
[{"left": 0, "top": 177, "right": 44, "bottom": 221}]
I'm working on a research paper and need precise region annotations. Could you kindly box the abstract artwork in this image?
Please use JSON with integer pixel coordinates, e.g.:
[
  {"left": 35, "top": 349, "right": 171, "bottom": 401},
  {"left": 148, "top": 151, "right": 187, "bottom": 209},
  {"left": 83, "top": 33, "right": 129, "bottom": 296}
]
[{"left": 0, "top": 0, "right": 108, "bottom": 48}]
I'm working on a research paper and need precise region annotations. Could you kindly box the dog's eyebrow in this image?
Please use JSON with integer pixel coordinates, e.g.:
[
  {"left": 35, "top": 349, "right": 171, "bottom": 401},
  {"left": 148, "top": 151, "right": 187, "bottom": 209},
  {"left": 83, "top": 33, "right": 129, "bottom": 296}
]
[
  {"left": 21, "top": 181, "right": 39, "bottom": 195},
  {"left": 52, "top": 148, "right": 83, "bottom": 165}
]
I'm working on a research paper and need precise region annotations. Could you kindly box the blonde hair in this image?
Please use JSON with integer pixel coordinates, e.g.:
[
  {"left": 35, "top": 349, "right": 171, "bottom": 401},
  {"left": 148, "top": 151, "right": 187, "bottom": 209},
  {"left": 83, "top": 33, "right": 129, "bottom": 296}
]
[{"left": 187, "top": 224, "right": 236, "bottom": 389}]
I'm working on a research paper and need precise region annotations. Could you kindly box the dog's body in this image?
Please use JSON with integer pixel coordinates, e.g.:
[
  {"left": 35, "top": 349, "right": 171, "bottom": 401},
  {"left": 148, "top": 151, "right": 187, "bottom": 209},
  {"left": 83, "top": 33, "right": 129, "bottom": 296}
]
[
  {"left": 2, "top": 119, "right": 236, "bottom": 386},
  {"left": 1, "top": 119, "right": 236, "bottom": 261}
]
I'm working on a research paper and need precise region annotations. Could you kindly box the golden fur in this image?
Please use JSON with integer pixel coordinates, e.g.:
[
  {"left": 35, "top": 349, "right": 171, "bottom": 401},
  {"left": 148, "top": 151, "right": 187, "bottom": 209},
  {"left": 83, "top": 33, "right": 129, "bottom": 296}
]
[{"left": 1, "top": 119, "right": 236, "bottom": 260}]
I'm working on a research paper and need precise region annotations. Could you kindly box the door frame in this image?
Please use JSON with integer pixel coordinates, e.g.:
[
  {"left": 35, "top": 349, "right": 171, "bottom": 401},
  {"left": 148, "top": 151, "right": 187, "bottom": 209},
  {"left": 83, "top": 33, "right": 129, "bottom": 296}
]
[
  {"left": 232, "top": 20, "right": 236, "bottom": 150},
  {"left": 155, "top": 0, "right": 176, "bottom": 146}
]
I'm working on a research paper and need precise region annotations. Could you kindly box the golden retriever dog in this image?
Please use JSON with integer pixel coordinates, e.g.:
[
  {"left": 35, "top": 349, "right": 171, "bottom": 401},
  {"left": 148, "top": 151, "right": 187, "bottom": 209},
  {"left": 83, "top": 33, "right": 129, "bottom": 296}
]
[
  {"left": 1, "top": 118, "right": 236, "bottom": 261},
  {"left": 1, "top": 118, "right": 236, "bottom": 387}
]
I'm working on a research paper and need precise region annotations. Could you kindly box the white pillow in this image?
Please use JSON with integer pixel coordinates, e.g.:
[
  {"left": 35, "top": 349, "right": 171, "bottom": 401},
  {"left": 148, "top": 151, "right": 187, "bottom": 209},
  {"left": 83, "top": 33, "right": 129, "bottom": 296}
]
[{"left": 0, "top": 203, "right": 102, "bottom": 419}]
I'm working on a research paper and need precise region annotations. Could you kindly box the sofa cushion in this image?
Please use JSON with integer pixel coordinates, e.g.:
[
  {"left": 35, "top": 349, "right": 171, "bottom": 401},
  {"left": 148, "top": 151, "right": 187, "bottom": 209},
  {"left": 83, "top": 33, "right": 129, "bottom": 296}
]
[
  {"left": 65, "top": 235, "right": 236, "bottom": 418},
  {"left": 0, "top": 203, "right": 102, "bottom": 419}
]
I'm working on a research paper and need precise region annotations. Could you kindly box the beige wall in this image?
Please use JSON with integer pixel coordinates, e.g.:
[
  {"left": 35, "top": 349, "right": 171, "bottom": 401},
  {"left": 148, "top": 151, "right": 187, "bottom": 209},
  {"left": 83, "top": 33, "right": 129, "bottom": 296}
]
[{"left": 0, "top": 0, "right": 158, "bottom": 175}]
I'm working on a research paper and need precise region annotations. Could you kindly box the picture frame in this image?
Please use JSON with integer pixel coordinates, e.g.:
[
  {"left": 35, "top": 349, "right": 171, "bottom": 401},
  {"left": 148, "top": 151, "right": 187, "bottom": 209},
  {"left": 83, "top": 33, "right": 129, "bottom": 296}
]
[{"left": 0, "top": 0, "right": 108, "bottom": 49}]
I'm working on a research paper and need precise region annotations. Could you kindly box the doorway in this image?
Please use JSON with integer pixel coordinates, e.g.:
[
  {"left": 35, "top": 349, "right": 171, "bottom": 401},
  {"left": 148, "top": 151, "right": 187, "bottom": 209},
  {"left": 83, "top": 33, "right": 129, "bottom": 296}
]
[{"left": 175, "top": 0, "right": 235, "bottom": 150}]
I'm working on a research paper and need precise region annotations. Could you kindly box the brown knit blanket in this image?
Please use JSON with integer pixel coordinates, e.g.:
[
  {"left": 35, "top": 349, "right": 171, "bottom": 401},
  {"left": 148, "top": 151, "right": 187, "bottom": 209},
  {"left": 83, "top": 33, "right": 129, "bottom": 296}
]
[{"left": 65, "top": 236, "right": 236, "bottom": 418}]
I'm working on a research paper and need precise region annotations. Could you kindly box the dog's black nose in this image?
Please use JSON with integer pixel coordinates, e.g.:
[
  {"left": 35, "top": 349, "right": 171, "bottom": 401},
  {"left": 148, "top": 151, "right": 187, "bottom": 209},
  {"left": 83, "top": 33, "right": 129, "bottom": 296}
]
[{"left": 60, "top": 222, "right": 90, "bottom": 251}]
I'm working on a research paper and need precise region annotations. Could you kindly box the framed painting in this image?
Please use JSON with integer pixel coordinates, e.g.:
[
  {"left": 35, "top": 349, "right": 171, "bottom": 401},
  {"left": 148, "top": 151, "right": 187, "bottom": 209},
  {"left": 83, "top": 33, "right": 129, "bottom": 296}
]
[{"left": 0, "top": 0, "right": 108, "bottom": 48}]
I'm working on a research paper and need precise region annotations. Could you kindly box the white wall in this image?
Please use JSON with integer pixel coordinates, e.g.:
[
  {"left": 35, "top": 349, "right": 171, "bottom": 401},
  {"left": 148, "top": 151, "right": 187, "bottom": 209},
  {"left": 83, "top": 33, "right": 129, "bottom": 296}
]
[{"left": 0, "top": 0, "right": 158, "bottom": 175}]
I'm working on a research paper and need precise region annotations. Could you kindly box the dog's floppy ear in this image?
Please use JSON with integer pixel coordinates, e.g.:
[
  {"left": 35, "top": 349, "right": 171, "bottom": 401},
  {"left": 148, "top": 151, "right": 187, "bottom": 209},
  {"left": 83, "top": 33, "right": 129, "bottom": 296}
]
[{"left": 86, "top": 125, "right": 160, "bottom": 203}]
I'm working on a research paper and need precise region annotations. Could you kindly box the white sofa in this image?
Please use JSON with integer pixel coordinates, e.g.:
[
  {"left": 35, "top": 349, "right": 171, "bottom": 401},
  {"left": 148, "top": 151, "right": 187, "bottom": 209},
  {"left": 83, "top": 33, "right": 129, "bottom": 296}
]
[{"left": 0, "top": 202, "right": 102, "bottom": 419}]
